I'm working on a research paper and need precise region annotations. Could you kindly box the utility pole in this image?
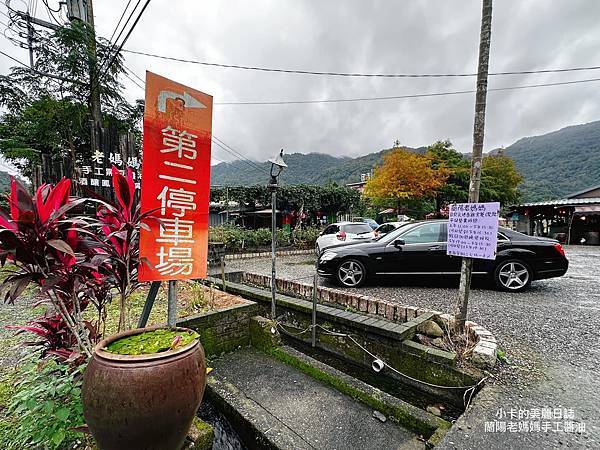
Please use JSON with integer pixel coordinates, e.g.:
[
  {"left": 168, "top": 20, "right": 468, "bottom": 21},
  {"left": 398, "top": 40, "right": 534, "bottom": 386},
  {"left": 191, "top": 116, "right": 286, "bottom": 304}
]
[
  {"left": 456, "top": 0, "right": 493, "bottom": 333},
  {"left": 26, "top": 13, "right": 34, "bottom": 68},
  {"left": 85, "top": 0, "right": 102, "bottom": 129}
]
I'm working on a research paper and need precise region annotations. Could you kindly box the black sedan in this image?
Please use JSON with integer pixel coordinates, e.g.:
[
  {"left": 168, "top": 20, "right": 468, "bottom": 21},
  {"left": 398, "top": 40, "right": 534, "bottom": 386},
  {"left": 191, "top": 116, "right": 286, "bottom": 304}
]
[{"left": 317, "top": 220, "right": 569, "bottom": 292}]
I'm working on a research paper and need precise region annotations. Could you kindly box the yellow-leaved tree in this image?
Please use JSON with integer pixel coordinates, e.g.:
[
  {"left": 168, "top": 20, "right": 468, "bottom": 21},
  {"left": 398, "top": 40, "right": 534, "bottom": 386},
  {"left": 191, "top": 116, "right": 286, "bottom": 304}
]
[{"left": 364, "top": 148, "right": 449, "bottom": 217}]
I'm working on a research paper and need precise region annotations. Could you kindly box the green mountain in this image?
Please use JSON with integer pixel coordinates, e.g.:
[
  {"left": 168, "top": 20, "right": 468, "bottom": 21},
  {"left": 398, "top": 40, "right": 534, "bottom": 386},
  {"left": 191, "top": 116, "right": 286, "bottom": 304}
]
[
  {"left": 0, "top": 170, "right": 10, "bottom": 193},
  {"left": 503, "top": 120, "right": 600, "bottom": 202},
  {"left": 210, "top": 146, "right": 426, "bottom": 187},
  {"left": 209, "top": 121, "right": 600, "bottom": 203}
]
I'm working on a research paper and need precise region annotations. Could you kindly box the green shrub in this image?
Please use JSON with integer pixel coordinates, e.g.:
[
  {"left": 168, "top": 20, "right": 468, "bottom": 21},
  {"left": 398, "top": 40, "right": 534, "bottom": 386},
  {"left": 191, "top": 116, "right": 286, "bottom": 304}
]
[
  {"left": 294, "top": 226, "right": 321, "bottom": 248},
  {"left": 2, "top": 357, "right": 87, "bottom": 450},
  {"left": 209, "top": 225, "right": 321, "bottom": 252}
]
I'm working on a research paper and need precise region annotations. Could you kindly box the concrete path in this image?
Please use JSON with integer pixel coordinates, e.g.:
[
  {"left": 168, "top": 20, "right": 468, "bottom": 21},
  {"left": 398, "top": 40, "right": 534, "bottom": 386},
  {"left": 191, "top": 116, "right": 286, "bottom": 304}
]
[
  {"left": 208, "top": 347, "right": 424, "bottom": 450},
  {"left": 229, "top": 246, "right": 599, "bottom": 449}
]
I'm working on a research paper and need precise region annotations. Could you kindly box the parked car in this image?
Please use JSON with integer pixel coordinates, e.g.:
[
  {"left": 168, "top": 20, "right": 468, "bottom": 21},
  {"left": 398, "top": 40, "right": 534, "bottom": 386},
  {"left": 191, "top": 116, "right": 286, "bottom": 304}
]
[
  {"left": 352, "top": 217, "right": 379, "bottom": 230},
  {"left": 315, "top": 222, "right": 374, "bottom": 255},
  {"left": 317, "top": 220, "right": 569, "bottom": 292},
  {"left": 373, "top": 221, "right": 409, "bottom": 238}
]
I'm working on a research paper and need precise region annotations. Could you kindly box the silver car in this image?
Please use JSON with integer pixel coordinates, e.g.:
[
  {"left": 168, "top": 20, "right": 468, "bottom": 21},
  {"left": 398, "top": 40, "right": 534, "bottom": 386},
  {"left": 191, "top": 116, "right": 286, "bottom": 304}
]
[{"left": 315, "top": 222, "right": 374, "bottom": 255}]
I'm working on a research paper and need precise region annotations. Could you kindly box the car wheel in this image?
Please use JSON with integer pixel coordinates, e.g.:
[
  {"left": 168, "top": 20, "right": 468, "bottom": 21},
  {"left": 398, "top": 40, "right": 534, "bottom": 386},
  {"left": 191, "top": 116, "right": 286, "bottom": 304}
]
[
  {"left": 336, "top": 259, "right": 367, "bottom": 288},
  {"left": 493, "top": 260, "right": 532, "bottom": 292}
]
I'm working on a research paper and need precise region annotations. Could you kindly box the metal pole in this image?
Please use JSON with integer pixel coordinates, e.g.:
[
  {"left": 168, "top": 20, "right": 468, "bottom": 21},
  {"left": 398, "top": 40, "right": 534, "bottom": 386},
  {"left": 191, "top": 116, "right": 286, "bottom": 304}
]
[
  {"left": 221, "top": 257, "right": 227, "bottom": 293},
  {"left": 271, "top": 188, "right": 277, "bottom": 318},
  {"left": 137, "top": 281, "right": 161, "bottom": 328},
  {"left": 312, "top": 271, "right": 318, "bottom": 347},
  {"left": 26, "top": 14, "right": 34, "bottom": 68},
  {"left": 168, "top": 280, "right": 177, "bottom": 326},
  {"left": 456, "top": 0, "right": 493, "bottom": 333},
  {"left": 225, "top": 187, "right": 229, "bottom": 224}
]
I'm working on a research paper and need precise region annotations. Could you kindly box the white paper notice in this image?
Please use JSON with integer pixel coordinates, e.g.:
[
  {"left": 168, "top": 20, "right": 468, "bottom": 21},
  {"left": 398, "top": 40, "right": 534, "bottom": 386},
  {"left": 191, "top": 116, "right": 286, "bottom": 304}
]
[{"left": 447, "top": 202, "right": 500, "bottom": 260}]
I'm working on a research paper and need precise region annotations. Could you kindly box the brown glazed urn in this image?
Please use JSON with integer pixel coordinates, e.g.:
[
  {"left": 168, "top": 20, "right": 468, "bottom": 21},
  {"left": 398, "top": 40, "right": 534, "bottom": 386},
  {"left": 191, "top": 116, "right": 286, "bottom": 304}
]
[{"left": 82, "top": 326, "right": 206, "bottom": 450}]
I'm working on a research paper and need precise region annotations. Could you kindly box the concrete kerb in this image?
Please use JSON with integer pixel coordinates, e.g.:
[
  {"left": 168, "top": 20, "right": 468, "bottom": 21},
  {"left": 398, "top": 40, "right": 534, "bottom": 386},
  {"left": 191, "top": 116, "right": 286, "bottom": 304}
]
[
  {"left": 271, "top": 345, "right": 451, "bottom": 445},
  {"left": 225, "top": 249, "right": 314, "bottom": 261},
  {"left": 211, "top": 272, "right": 498, "bottom": 369}
]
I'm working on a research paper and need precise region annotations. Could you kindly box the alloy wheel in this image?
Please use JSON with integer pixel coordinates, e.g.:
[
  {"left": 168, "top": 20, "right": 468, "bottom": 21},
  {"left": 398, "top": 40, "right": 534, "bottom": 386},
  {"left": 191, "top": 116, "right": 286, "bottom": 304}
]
[
  {"left": 497, "top": 261, "right": 530, "bottom": 290},
  {"left": 338, "top": 260, "right": 364, "bottom": 287}
]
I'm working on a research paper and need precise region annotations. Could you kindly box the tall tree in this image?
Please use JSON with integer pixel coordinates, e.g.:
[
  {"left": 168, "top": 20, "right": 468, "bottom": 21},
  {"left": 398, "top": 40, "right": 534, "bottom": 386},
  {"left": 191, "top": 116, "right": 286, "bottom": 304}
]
[
  {"left": 480, "top": 152, "right": 522, "bottom": 205},
  {"left": 426, "top": 140, "right": 470, "bottom": 211},
  {"left": 0, "top": 21, "right": 140, "bottom": 180},
  {"left": 364, "top": 148, "right": 448, "bottom": 218}
]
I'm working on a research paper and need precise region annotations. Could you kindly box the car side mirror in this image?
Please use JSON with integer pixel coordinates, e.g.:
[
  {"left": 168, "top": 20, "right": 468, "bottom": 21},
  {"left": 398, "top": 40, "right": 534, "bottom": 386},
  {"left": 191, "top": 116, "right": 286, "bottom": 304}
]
[{"left": 393, "top": 239, "right": 405, "bottom": 248}]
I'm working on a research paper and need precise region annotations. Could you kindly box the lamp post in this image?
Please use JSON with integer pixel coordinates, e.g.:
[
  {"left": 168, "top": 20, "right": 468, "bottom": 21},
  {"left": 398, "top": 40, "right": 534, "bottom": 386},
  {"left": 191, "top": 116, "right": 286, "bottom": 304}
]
[{"left": 268, "top": 149, "right": 287, "bottom": 319}]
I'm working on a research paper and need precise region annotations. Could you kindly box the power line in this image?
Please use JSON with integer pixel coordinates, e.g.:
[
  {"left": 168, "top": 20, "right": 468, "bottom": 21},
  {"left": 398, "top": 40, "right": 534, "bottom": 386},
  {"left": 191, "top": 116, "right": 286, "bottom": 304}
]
[
  {"left": 0, "top": 48, "right": 85, "bottom": 84},
  {"left": 99, "top": 0, "right": 141, "bottom": 72},
  {"left": 123, "top": 48, "right": 600, "bottom": 79},
  {"left": 122, "top": 65, "right": 144, "bottom": 90},
  {"left": 212, "top": 135, "right": 269, "bottom": 172},
  {"left": 108, "top": 0, "right": 133, "bottom": 44},
  {"left": 211, "top": 136, "right": 269, "bottom": 174},
  {"left": 97, "top": 0, "right": 151, "bottom": 84},
  {"left": 122, "top": 62, "right": 144, "bottom": 84},
  {"left": 213, "top": 76, "right": 600, "bottom": 106},
  {"left": 211, "top": 137, "right": 269, "bottom": 175}
]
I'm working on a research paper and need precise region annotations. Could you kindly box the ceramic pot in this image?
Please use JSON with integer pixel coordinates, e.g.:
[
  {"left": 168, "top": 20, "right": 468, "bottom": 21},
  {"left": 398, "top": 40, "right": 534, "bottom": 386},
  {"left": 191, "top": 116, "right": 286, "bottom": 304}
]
[{"left": 82, "top": 326, "right": 206, "bottom": 450}]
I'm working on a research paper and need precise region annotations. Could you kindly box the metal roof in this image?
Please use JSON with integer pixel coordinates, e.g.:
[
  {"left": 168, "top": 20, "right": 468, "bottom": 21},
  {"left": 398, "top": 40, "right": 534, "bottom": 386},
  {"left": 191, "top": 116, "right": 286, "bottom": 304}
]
[
  {"left": 566, "top": 185, "right": 600, "bottom": 199},
  {"left": 517, "top": 197, "right": 600, "bottom": 207}
]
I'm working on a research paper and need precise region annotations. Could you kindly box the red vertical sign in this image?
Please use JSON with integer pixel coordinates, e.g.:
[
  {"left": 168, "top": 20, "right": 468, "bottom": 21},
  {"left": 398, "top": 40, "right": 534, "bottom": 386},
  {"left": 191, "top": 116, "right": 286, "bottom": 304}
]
[{"left": 138, "top": 72, "right": 213, "bottom": 281}]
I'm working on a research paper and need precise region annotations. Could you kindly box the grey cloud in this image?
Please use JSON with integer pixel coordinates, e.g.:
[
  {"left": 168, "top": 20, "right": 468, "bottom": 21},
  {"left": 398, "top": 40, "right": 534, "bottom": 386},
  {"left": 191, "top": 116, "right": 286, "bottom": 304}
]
[{"left": 2, "top": 0, "right": 599, "bottom": 163}]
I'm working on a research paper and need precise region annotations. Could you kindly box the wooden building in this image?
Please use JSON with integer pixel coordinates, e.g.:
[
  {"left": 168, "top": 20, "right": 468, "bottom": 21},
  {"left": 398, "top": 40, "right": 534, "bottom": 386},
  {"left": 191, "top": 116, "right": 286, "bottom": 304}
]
[{"left": 509, "top": 185, "right": 600, "bottom": 245}]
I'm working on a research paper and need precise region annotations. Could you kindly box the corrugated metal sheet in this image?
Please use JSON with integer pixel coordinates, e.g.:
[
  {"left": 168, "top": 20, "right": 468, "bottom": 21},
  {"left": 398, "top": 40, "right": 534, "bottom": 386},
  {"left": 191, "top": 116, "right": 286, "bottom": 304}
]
[{"left": 518, "top": 197, "right": 600, "bottom": 207}]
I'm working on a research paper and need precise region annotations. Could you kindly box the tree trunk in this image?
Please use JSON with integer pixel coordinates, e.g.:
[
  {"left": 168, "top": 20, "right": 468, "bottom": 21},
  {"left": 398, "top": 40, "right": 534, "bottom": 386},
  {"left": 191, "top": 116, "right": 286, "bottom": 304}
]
[
  {"left": 118, "top": 293, "right": 127, "bottom": 332},
  {"left": 456, "top": 0, "right": 493, "bottom": 333}
]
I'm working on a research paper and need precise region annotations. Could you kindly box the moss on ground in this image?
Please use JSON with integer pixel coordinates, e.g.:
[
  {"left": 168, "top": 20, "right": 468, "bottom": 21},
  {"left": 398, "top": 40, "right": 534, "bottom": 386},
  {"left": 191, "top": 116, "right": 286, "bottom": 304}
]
[
  {"left": 267, "top": 347, "right": 449, "bottom": 439},
  {"left": 189, "top": 417, "right": 214, "bottom": 450},
  {"left": 0, "top": 369, "right": 17, "bottom": 447}
]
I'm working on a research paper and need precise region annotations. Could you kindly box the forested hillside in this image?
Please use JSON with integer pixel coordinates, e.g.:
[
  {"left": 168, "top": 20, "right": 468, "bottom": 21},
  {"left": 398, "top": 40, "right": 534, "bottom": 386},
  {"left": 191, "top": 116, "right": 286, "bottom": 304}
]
[
  {"left": 0, "top": 171, "right": 10, "bottom": 193},
  {"left": 210, "top": 121, "right": 600, "bottom": 203},
  {"left": 210, "top": 147, "right": 426, "bottom": 186},
  {"left": 504, "top": 121, "right": 600, "bottom": 201}
]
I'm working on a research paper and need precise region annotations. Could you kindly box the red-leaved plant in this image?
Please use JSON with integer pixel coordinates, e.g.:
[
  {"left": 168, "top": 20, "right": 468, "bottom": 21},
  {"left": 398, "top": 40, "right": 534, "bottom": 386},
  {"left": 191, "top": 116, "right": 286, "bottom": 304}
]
[
  {"left": 77, "top": 166, "right": 156, "bottom": 332},
  {"left": 1, "top": 167, "right": 155, "bottom": 358},
  {"left": 0, "top": 177, "right": 108, "bottom": 357}
]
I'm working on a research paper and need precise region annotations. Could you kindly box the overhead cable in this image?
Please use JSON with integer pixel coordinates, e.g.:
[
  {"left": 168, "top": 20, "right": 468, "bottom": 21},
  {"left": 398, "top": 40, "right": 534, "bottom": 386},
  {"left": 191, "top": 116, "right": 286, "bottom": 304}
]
[{"left": 123, "top": 48, "right": 600, "bottom": 79}]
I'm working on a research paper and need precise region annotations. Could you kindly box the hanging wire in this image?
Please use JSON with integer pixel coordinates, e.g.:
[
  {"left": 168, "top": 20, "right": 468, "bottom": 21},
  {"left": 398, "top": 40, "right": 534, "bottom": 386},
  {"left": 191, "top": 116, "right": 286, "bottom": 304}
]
[{"left": 275, "top": 320, "right": 486, "bottom": 392}]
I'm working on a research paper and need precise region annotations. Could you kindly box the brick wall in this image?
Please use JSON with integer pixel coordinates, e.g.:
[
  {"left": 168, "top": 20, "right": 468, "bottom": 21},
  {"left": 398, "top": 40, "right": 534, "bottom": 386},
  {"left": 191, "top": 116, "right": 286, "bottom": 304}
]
[
  {"left": 238, "top": 272, "right": 437, "bottom": 324},
  {"left": 177, "top": 302, "right": 258, "bottom": 357}
]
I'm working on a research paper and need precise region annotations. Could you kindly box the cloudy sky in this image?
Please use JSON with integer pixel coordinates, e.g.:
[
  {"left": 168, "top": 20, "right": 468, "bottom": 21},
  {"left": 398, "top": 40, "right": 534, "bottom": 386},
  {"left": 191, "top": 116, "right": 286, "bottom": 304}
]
[{"left": 2, "top": 0, "right": 600, "bottom": 166}]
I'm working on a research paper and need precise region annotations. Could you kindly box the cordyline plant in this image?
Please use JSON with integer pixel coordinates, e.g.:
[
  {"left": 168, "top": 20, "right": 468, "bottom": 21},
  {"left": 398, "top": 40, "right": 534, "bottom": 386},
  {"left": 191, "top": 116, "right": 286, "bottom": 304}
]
[
  {"left": 0, "top": 177, "right": 105, "bottom": 357},
  {"left": 0, "top": 167, "right": 152, "bottom": 359},
  {"left": 78, "top": 166, "right": 156, "bottom": 332}
]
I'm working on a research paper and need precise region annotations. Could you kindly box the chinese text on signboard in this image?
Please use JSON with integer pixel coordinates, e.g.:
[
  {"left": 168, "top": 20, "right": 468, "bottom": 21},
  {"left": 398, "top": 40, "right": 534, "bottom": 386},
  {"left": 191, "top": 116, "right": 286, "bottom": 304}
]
[
  {"left": 138, "top": 72, "right": 213, "bottom": 281},
  {"left": 447, "top": 202, "right": 500, "bottom": 260}
]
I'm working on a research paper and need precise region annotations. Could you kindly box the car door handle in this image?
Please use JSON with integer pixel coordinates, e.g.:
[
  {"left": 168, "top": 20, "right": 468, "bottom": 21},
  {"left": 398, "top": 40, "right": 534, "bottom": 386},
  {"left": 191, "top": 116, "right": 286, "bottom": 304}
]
[{"left": 428, "top": 245, "right": 441, "bottom": 250}]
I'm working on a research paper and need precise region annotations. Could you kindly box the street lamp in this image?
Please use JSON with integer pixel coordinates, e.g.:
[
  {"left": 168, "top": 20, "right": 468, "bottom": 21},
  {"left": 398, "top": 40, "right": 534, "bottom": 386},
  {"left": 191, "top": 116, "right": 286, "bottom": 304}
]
[{"left": 268, "top": 149, "right": 287, "bottom": 319}]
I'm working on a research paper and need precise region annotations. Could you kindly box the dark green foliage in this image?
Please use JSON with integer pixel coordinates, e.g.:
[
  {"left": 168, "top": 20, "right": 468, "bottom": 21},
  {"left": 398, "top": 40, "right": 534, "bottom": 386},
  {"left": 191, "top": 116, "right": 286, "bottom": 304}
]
[
  {"left": 210, "top": 184, "right": 361, "bottom": 215},
  {"left": 504, "top": 120, "right": 600, "bottom": 201},
  {"left": 0, "top": 21, "right": 141, "bottom": 179},
  {"left": 209, "top": 225, "right": 321, "bottom": 251},
  {"left": 2, "top": 357, "right": 87, "bottom": 450},
  {"left": 426, "top": 140, "right": 470, "bottom": 209}
]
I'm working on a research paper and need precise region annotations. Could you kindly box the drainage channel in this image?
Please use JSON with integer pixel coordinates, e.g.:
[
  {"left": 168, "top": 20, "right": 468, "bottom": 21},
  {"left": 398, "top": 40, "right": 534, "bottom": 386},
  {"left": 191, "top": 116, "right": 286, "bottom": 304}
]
[
  {"left": 198, "top": 400, "right": 248, "bottom": 450},
  {"left": 285, "top": 337, "right": 464, "bottom": 422}
]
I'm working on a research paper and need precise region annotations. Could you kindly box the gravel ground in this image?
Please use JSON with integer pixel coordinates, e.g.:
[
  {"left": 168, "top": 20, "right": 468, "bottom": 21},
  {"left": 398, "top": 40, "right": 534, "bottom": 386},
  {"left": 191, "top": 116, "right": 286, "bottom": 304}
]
[
  {"left": 227, "top": 245, "right": 600, "bottom": 449},
  {"left": 0, "top": 295, "right": 35, "bottom": 371}
]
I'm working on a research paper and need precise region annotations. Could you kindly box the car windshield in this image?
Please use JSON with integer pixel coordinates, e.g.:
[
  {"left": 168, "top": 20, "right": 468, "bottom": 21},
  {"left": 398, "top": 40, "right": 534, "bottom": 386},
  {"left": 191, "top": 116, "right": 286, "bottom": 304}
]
[
  {"left": 377, "top": 222, "right": 419, "bottom": 242},
  {"left": 342, "top": 224, "right": 373, "bottom": 235}
]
